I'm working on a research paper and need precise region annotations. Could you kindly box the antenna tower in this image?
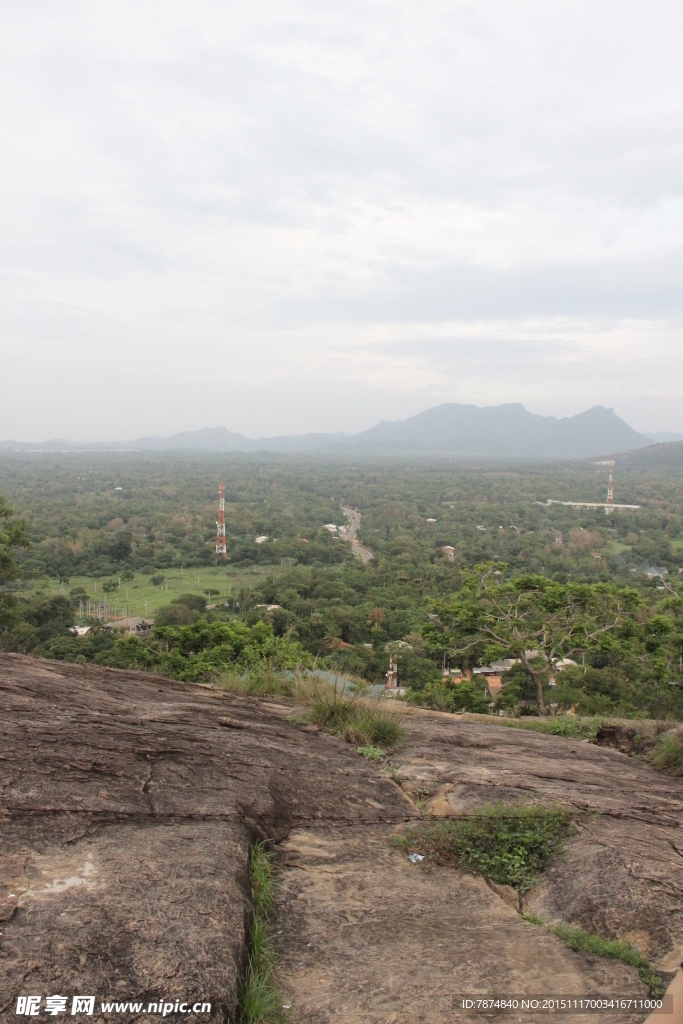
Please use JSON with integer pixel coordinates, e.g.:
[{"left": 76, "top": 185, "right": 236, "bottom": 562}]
[
  {"left": 596, "top": 461, "right": 616, "bottom": 515},
  {"left": 216, "top": 484, "right": 227, "bottom": 558},
  {"left": 537, "top": 459, "right": 639, "bottom": 514}
]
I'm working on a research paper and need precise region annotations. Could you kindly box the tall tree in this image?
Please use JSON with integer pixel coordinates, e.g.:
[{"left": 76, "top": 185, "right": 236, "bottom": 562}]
[
  {"left": 429, "top": 563, "right": 641, "bottom": 715},
  {"left": 366, "top": 606, "right": 386, "bottom": 627}
]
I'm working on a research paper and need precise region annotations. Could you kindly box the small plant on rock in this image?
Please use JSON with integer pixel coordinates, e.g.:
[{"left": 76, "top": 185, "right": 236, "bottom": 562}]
[
  {"left": 357, "top": 745, "right": 384, "bottom": 761},
  {"left": 398, "top": 803, "right": 571, "bottom": 894}
]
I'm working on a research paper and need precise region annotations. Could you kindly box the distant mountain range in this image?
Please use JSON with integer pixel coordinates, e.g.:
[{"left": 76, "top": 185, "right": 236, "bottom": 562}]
[
  {"left": 0, "top": 403, "right": 661, "bottom": 459},
  {"left": 645, "top": 431, "right": 683, "bottom": 444}
]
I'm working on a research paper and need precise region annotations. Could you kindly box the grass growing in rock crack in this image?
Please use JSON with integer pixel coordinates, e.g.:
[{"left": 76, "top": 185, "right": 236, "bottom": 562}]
[
  {"left": 552, "top": 924, "right": 665, "bottom": 997},
  {"left": 238, "top": 842, "right": 283, "bottom": 1024},
  {"left": 397, "top": 803, "right": 571, "bottom": 894},
  {"left": 521, "top": 921, "right": 664, "bottom": 998},
  {"left": 651, "top": 731, "right": 683, "bottom": 775},
  {"left": 520, "top": 915, "right": 665, "bottom": 997},
  {"left": 402, "top": 807, "right": 664, "bottom": 998}
]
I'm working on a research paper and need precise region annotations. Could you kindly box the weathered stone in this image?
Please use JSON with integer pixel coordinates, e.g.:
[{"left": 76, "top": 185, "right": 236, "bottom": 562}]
[
  {"left": 3, "top": 654, "right": 681, "bottom": 1024},
  {"left": 276, "top": 828, "right": 649, "bottom": 1024},
  {"left": 386, "top": 712, "right": 683, "bottom": 970},
  {"left": 0, "top": 654, "right": 413, "bottom": 1021}
]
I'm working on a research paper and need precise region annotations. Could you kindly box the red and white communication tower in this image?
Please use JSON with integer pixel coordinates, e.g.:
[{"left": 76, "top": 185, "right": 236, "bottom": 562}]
[{"left": 216, "top": 484, "right": 227, "bottom": 558}]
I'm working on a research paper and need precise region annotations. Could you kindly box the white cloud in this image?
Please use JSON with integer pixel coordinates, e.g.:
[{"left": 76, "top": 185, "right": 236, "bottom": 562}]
[{"left": 1, "top": 0, "right": 682, "bottom": 439}]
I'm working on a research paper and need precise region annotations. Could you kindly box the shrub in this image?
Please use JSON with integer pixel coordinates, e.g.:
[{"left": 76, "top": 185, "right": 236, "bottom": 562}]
[
  {"left": 154, "top": 604, "right": 197, "bottom": 626},
  {"left": 97, "top": 620, "right": 311, "bottom": 679},
  {"left": 171, "top": 593, "right": 207, "bottom": 612},
  {"left": 357, "top": 745, "right": 384, "bottom": 761},
  {"left": 398, "top": 804, "right": 571, "bottom": 893},
  {"left": 407, "top": 678, "right": 491, "bottom": 714}
]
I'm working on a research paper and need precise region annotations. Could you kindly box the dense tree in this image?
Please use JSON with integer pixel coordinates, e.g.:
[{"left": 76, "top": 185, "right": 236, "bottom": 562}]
[
  {"left": 2, "top": 456, "right": 683, "bottom": 720},
  {"left": 0, "top": 495, "right": 28, "bottom": 582},
  {"left": 0, "top": 494, "right": 29, "bottom": 638}
]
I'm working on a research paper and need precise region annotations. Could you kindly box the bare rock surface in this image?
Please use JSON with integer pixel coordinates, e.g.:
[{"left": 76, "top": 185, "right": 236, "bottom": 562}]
[
  {"left": 0, "top": 654, "right": 413, "bottom": 1020},
  {"left": 276, "top": 828, "right": 648, "bottom": 1024},
  {"left": 2, "top": 654, "right": 681, "bottom": 1024},
  {"left": 385, "top": 714, "right": 683, "bottom": 970}
]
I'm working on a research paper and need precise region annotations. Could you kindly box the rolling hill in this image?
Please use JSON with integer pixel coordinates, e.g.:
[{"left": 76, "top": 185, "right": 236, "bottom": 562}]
[{"left": 0, "top": 403, "right": 653, "bottom": 459}]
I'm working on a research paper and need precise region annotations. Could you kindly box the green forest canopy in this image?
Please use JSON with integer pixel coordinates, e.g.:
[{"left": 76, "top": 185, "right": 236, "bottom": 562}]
[{"left": 1, "top": 452, "right": 682, "bottom": 720}]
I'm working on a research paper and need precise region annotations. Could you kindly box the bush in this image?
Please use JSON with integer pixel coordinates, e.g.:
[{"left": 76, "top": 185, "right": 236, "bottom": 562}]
[
  {"left": 86, "top": 619, "right": 311, "bottom": 679},
  {"left": 357, "top": 745, "right": 384, "bottom": 761},
  {"left": 407, "top": 678, "right": 491, "bottom": 714},
  {"left": 398, "top": 803, "right": 571, "bottom": 893},
  {"left": 171, "top": 593, "right": 207, "bottom": 612},
  {"left": 154, "top": 604, "right": 197, "bottom": 626}
]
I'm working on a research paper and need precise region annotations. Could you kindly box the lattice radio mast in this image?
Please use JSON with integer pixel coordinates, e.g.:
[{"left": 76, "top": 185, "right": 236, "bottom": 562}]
[
  {"left": 536, "top": 460, "right": 639, "bottom": 515},
  {"left": 216, "top": 483, "right": 227, "bottom": 558},
  {"left": 597, "top": 460, "right": 616, "bottom": 514}
]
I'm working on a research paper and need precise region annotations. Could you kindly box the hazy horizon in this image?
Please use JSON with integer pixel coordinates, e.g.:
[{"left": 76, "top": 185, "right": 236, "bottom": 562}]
[
  {"left": 1, "top": 401, "right": 676, "bottom": 446},
  {"left": 2, "top": 1, "right": 682, "bottom": 442}
]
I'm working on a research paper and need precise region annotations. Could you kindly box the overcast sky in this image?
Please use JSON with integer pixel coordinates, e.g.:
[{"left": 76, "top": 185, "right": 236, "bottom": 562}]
[{"left": 1, "top": 0, "right": 682, "bottom": 440}]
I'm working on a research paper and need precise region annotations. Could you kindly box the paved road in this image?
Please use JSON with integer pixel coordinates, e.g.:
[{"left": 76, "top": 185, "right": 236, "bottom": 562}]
[{"left": 340, "top": 506, "right": 373, "bottom": 563}]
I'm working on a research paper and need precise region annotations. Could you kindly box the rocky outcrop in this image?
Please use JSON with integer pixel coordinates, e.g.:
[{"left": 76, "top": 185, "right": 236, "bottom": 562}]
[
  {"left": 0, "top": 655, "right": 413, "bottom": 1021},
  {"left": 2, "top": 654, "right": 681, "bottom": 1024},
  {"left": 387, "top": 714, "right": 683, "bottom": 971}
]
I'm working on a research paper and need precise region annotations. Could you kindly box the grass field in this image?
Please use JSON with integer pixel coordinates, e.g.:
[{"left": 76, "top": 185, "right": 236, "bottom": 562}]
[
  {"left": 22, "top": 564, "right": 282, "bottom": 622},
  {"left": 607, "top": 540, "right": 632, "bottom": 555}
]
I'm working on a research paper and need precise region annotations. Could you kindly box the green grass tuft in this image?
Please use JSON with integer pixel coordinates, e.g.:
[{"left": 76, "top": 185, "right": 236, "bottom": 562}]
[
  {"left": 491, "top": 716, "right": 603, "bottom": 739},
  {"left": 397, "top": 803, "right": 571, "bottom": 894},
  {"left": 520, "top": 912, "right": 544, "bottom": 926},
  {"left": 651, "top": 731, "right": 683, "bottom": 775},
  {"left": 218, "top": 671, "right": 403, "bottom": 748},
  {"left": 217, "top": 667, "right": 302, "bottom": 700},
  {"left": 307, "top": 689, "right": 404, "bottom": 748},
  {"left": 249, "top": 841, "right": 275, "bottom": 918}
]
